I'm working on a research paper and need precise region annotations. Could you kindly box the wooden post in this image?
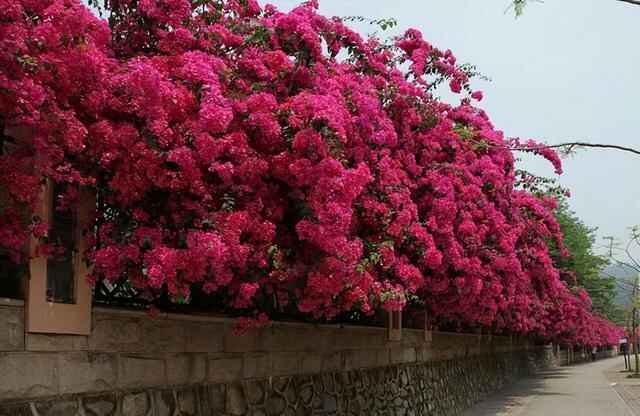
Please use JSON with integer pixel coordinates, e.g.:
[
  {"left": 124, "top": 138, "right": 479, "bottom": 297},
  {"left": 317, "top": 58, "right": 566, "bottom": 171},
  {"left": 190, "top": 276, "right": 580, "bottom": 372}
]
[
  {"left": 388, "top": 310, "right": 402, "bottom": 341},
  {"left": 424, "top": 309, "right": 432, "bottom": 343}
]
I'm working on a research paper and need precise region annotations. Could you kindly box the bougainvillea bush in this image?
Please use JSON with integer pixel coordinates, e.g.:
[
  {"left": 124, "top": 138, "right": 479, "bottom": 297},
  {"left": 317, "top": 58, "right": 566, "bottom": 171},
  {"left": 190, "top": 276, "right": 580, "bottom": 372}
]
[{"left": 0, "top": 0, "right": 622, "bottom": 345}]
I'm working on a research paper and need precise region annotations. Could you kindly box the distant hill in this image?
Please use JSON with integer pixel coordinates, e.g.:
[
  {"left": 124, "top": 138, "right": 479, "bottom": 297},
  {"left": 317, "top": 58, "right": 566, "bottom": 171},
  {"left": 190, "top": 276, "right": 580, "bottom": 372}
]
[{"left": 604, "top": 263, "right": 638, "bottom": 307}]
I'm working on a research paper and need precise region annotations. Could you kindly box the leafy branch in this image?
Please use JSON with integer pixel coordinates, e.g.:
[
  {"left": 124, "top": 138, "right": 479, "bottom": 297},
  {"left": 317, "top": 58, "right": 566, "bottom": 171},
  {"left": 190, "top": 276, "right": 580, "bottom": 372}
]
[{"left": 342, "top": 16, "right": 399, "bottom": 32}]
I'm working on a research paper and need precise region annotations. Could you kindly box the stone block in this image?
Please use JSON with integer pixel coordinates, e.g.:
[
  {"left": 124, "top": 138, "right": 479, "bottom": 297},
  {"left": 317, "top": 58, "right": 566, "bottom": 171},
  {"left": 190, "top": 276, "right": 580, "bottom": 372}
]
[
  {"left": 432, "top": 332, "right": 461, "bottom": 350},
  {"left": 0, "top": 306, "right": 24, "bottom": 352},
  {"left": 59, "top": 352, "right": 117, "bottom": 394},
  {"left": 184, "top": 322, "right": 224, "bottom": 353},
  {"left": 301, "top": 354, "right": 323, "bottom": 374},
  {"left": 376, "top": 349, "right": 390, "bottom": 367},
  {"left": 244, "top": 380, "right": 268, "bottom": 406},
  {"left": 261, "top": 326, "right": 332, "bottom": 352},
  {"left": 89, "top": 317, "right": 143, "bottom": 352},
  {"left": 223, "top": 327, "right": 259, "bottom": 353},
  {"left": 321, "top": 352, "right": 343, "bottom": 372},
  {"left": 344, "top": 349, "right": 378, "bottom": 370},
  {"left": 26, "top": 333, "right": 87, "bottom": 352},
  {"left": 467, "top": 345, "right": 481, "bottom": 357},
  {"left": 401, "top": 347, "right": 416, "bottom": 363},
  {"left": 34, "top": 400, "right": 78, "bottom": 416},
  {"left": 121, "top": 392, "right": 151, "bottom": 416},
  {"left": 176, "top": 389, "right": 198, "bottom": 416},
  {"left": 142, "top": 320, "right": 185, "bottom": 353},
  {"left": 153, "top": 390, "right": 177, "bottom": 416},
  {"left": 119, "top": 355, "right": 166, "bottom": 389},
  {"left": 0, "top": 353, "right": 57, "bottom": 399},
  {"left": 166, "top": 353, "right": 207, "bottom": 386},
  {"left": 401, "top": 329, "right": 426, "bottom": 348},
  {"left": 271, "top": 352, "right": 301, "bottom": 376},
  {"left": 390, "top": 347, "right": 416, "bottom": 364},
  {"left": 333, "top": 328, "right": 385, "bottom": 350},
  {"left": 320, "top": 394, "right": 337, "bottom": 414},
  {"left": 226, "top": 384, "right": 247, "bottom": 416},
  {"left": 0, "top": 402, "right": 32, "bottom": 416},
  {"left": 243, "top": 353, "right": 270, "bottom": 379},
  {"left": 208, "top": 384, "right": 226, "bottom": 414},
  {"left": 82, "top": 393, "right": 118, "bottom": 416},
  {"left": 208, "top": 357, "right": 242, "bottom": 383},
  {"left": 442, "top": 348, "right": 457, "bottom": 362},
  {"left": 416, "top": 346, "right": 435, "bottom": 363},
  {"left": 265, "top": 393, "right": 287, "bottom": 416}
]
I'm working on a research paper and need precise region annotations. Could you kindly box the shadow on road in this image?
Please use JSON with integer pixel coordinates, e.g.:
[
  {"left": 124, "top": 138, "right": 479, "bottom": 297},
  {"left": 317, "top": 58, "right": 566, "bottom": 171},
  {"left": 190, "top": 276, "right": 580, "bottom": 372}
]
[
  {"left": 462, "top": 367, "right": 572, "bottom": 415},
  {"left": 463, "top": 358, "right": 637, "bottom": 416}
]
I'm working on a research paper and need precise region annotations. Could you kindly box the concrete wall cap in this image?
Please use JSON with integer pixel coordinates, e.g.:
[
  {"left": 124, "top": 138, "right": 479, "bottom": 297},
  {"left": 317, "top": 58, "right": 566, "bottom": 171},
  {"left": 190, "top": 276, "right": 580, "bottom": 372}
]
[{"left": 0, "top": 298, "right": 24, "bottom": 307}]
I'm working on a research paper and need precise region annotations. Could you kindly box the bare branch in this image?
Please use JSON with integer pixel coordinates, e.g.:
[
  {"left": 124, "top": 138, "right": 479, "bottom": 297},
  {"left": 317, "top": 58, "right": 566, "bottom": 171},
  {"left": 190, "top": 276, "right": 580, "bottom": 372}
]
[
  {"left": 511, "top": 0, "right": 640, "bottom": 19},
  {"left": 609, "top": 257, "right": 640, "bottom": 273},
  {"left": 617, "top": 0, "right": 640, "bottom": 6},
  {"left": 626, "top": 246, "right": 640, "bottom": 271},
  {"left": 510, "top": 142, "right": 640, "bottom": 156}
]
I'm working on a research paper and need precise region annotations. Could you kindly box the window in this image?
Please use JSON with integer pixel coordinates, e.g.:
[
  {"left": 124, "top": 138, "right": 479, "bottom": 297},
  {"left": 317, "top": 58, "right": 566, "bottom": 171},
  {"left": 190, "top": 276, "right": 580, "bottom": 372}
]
[
  {"left": 46, "top": 182, "right": 76, "bottom": 304},
  {"left": 26, "top": 181, "right": 93, "bottom": 335}
]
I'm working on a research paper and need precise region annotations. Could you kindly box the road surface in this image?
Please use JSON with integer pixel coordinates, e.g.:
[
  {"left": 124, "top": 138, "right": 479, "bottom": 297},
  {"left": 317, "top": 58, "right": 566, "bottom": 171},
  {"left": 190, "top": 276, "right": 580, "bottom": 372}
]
[{"left": 462, "top": 357, "right": 637, "bottom": 416}]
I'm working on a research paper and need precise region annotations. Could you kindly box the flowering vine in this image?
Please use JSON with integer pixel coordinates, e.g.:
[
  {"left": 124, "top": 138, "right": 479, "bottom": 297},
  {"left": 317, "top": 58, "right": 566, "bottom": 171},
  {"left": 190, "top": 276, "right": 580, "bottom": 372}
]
[{"left": 0, "top": 0, "right": 621, "bottom": 345}]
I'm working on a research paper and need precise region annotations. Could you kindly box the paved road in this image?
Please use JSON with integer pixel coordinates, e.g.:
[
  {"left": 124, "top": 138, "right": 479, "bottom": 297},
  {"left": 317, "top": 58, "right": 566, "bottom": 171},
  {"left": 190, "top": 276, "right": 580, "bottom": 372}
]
[{"left": 462, "top": 357, "right": 636, "bottom": 416}]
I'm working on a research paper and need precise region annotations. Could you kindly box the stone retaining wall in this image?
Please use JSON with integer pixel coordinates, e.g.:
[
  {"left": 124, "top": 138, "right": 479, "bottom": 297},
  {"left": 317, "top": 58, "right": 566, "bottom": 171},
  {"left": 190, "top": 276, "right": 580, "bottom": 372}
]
[
  {"left": 0, "top": 298, "right": 552, "bottom": 415},
  {"left": 554, "top": 346, "right": 617, "bottom": 366}
]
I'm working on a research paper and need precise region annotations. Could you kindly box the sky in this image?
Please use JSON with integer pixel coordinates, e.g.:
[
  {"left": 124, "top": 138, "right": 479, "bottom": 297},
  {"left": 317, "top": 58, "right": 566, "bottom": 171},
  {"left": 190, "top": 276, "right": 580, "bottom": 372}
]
[
  {"left": 85, "top": 0, "right": 640, "bottom": 258},
  {"left": 265, "top": 0, "right": 640, "bottom": 258}
]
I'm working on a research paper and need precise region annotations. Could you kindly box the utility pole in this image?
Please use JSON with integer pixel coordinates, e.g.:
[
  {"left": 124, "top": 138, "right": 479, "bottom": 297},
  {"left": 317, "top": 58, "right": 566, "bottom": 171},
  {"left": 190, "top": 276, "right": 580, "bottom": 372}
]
[
  {"left": 603, "top": 236, "right": 615, "bottom": 258},
  {"left": 633, "top": 273, "right": 640, "bottom": 376}
]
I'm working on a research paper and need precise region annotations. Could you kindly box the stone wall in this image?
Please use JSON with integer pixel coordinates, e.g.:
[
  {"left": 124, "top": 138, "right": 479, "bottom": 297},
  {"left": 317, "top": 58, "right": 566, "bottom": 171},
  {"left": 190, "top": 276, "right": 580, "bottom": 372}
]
[
  {"left": 552, "top": 345, "right": 617, "bottom": 367},
  {"left": 0, "top": 298, "right": 552, "bottom": 415}
]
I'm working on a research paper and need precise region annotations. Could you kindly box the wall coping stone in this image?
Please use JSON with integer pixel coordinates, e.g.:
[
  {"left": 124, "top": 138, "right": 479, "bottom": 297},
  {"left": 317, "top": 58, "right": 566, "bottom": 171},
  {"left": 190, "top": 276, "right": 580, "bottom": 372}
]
[
  {"left": 0, "top": 303, "right": 519, "bottom": 349},
  {"left": 0, "top": 298, "right": 24, "bottom": 307},
  {"left": 92, "top": 306, "right": 513, "bottom": 342}
]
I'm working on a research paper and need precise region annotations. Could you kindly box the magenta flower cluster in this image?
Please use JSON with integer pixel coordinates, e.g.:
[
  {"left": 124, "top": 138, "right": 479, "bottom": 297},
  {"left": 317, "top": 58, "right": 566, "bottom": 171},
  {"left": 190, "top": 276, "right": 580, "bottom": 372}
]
[{"left": 0, "top": 0, "right": 622, "bottom": 345}]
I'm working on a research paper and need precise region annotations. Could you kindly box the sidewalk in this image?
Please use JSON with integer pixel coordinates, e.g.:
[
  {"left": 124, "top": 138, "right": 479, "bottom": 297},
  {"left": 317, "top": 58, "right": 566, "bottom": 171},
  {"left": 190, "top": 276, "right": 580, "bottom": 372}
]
[
  {"left": 462, "top": 357, "right": 636, "bottom": 416},
  {"left": 605, "top": 357, "right": 640, "bottom": 414}
]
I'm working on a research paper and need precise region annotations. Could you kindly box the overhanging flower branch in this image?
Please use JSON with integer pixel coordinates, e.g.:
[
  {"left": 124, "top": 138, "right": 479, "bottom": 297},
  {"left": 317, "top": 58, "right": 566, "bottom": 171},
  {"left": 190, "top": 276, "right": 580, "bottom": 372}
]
[{"left": 509, "top": 141, "right": 640, "bottom": 157}]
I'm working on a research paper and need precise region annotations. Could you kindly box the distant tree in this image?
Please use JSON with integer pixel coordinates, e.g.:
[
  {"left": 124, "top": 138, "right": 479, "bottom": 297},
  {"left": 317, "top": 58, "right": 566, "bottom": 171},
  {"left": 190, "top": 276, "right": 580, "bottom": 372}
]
[
  {"left": 549, "top": 201, "right": 623, "bottom": 322},
  {"left": 601, "top": 230, "right": 640, "bottom": 374}
]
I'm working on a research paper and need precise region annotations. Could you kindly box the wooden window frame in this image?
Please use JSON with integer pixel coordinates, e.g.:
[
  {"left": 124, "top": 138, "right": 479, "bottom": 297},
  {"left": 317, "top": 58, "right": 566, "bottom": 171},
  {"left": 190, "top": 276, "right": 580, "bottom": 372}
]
[{"left": 26, "top": 180, "right": 94, "bottom": 335}]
